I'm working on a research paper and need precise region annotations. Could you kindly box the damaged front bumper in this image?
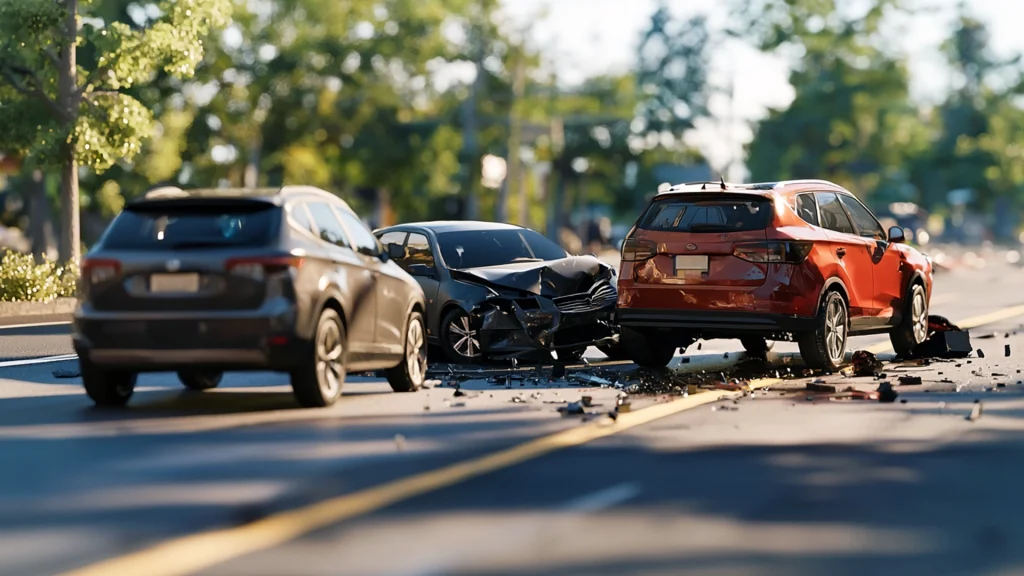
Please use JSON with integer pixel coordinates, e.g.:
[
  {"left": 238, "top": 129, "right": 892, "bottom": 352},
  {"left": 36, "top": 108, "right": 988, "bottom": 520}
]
[{"left": 471, "top": 295, "right": 618, "bottom": 357}]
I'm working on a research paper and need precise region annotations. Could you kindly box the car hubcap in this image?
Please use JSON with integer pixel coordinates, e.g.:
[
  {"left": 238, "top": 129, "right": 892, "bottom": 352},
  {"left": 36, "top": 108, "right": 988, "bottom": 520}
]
[
  {"left": 407, "top": 318, "right": 427, "bottom": 384},
  {"left": 449, "top": 315, "right": 481, "bottom": 358},
  {"left": 825, "top": 298, "right": 847, "bottom": 363},
  {"left": 912, "top": 289, "right": 928, "bottom": 344},
  {"left": 316, "top": 321, "right": 343, "bottom": 397}
]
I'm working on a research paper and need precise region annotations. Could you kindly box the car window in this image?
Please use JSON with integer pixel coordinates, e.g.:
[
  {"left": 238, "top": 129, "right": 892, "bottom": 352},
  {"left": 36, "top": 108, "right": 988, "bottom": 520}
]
[
  {"left": 814, "top": 192, "right": 856, "bottom": 235},
  {"left": 436, "top": 228, "right": 566, "bottom": 269},
  {"left": 637, "top": 196, "right": 773, "bottom": 233},
  {"left": 795, "top": 193, "right": 819, "bottom": 227},
  {"left": 334, "top": 208, "right": 379, "bottom": 257},
  {"left": 102, "top": 203, "right": 278, "bottom": 250},
  {"left": 839, "top": 194, "right": 885, "bottom": 239},
  {"left": 378, "top": 231, "right": 407, "bottom": 250},
  {"left": 405, "top": 233, "right": 435, "bottom": 270},
  {"left": 307, "top": 202, "right": 351, "bottom": 248},
  {"left": 288, "top": 202, "right": 316, "bottom": 235}
]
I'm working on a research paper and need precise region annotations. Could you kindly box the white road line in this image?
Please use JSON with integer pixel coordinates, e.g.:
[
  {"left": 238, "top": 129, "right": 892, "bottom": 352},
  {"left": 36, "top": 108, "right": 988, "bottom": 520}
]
[
  {"left": 562, "top": 482, "right": 641, "bottom": 512},
  {"left": 0, "top": 354, "right": 78, "bottom": 368},
  {"left": 0, "top": 321, "right": 72, "bottom": 331}
]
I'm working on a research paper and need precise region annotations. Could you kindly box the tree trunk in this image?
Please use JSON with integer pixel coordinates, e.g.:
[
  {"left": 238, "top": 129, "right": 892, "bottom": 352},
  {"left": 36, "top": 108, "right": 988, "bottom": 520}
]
[
  {"left": 57, "top": 0, "right": 80, "bottom": 264},
  {"left": 29, "top": 169, "right": 55, "bottom": 263}
]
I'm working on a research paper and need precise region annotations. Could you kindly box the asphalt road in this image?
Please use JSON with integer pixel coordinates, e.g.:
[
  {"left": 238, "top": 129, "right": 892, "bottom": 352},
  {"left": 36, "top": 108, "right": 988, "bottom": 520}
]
[{"left": 3, "top": 250, "right": 1024, "bottom": 575}]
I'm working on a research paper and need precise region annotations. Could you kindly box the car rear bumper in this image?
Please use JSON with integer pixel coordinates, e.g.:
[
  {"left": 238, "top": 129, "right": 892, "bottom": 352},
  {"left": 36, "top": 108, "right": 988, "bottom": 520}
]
[
  {"left": 478, "top": 306, "right": 618, "bottom": 357},
  {"left": 72, "top": 301, "right": 306, "bottom": 371},
  {"left": 617, "top": 308, "right": 817, "bottom": 337}
]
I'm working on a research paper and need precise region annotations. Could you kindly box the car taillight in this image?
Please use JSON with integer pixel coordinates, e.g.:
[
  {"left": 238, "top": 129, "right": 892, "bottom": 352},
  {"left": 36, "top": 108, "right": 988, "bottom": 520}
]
[
  {"left": 733, "top": 241, "right": 813, "bottom": 264},
  {"left": 225, "top": 256, "right": 304, "bottom": 280},
  {"left": 621, "top": 238, "right": 657, "bottom": 262},
  {"left": 81, "top": 258, "right": 122, "bottom": 284}
]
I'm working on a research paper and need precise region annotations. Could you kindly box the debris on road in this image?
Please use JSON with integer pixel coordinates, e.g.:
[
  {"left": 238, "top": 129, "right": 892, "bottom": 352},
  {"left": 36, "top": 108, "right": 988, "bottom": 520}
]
[
  {"left": 967, "top": 400, "right": 984, "bottom": 422},
  {"left": 898, "top": 375, "right": 923, "bottom": 386},
  {"left": 394, "top": 434, "right": 406, "bottom": 451},
  {"left": 877, "top": 382, "right": 899, "bottom": 403},
  {"left": 912, "top": 315, "right": 973, "bottom": 359},
  {"left": 852, "top": 350, "right": 883, "bottom": 376},
  {"left": 1006, "top": 344, "right": 1012, "bottom": 357},
  {"left": 52, "top": 368, "right": 80, "bottom": 378},
  {"left": 806, "top": 381, "right": 837, "bottom": 393},
  {"left": 829, "top": 387, "right": 880, "bottom": 401},
  {"left": 977, "top": 349, "right": 986, "bottom": 358},
  {"left": 558, "top": 401, "right": 586, "bottom": 416}
]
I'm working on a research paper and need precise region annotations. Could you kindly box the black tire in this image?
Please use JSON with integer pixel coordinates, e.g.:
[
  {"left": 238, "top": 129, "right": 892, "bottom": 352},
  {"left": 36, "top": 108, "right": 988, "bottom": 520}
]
[
  {"left": 741, "top": 337, "right": 774, "bottom": 357},
  {"left": 80, "top": 359, "right": 137, "bottom": 407},
  {"left": 440, "top": 307, "right": 483, "bottom": 363},
  {"left": 621, "top": 327, "right": 678, "bottom": 368},
  {"left": 290, "top": 308, "right": 346, "bottom": 408},
  {"left": 386, "top": 311, "right": 428, "bottom": 393},
  {"left": 177, "top": 370, "right": 223, "bottom": 391},
  {"left": 558, "top": 348, "right": 587, "bottom": 362},
  {"left": 798, "top": 290, "right": 849, "bottom": 371},
  {"left": 890, "top": 282, "right": 928, "bottom": 357}
]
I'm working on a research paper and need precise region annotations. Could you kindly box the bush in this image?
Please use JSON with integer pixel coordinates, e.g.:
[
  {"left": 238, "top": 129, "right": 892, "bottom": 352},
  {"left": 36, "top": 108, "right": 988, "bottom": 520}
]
[{"left": 0, "top": 250, "right": 79, "bottom": 302}]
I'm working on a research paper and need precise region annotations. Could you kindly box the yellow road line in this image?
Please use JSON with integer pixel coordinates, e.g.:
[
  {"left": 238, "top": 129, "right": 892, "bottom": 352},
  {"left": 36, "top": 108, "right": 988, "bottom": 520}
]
[
  {"left": 864, "top": 303, "right": 1024, "bottom": 355},
  {"left": 60, "top": 386, "right": 749, "bottom": 576}
]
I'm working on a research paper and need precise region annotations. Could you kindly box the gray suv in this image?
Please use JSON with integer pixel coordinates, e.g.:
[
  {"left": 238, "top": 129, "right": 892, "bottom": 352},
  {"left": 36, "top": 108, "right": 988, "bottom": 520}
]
[{"left": 73, "top": 185, "right": 427, "bottom": 408}]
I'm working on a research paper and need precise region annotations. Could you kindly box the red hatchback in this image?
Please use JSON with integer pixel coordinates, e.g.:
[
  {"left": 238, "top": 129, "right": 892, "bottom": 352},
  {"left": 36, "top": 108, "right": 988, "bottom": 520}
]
[{"left": 616, "top": 179, "right": 933, "bottom": 370}]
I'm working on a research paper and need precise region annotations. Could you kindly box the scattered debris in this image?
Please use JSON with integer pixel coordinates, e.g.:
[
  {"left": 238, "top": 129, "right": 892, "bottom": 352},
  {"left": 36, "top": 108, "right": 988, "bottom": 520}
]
[
  {"left": 830, "top": 388, "right": 879, "bottom": 401},
  {"left": 900, "top": 399, "right": 908, "bottom": 404},
  {"left": 806, "top": 381, "right": 837, "bottom": 393},
  {"left": 851, "top": 350, "right": 883, "bottom": 376},
  {"left": 1006, "top": 345, "right": 1012, "bottom": 357},
  {"left": 52, "top": 368, "right": 80, "bottom": 378},
  {"left": 394, "top": 434, "right": 406, "bottom": 451},
  {"left": 453, "top": 387, "right": 466, "bottom": 397},
  {"left": 997, "top": 383, "right": 1007, "bottom": 389},
  {"left": 558, "top": 401, "right": 586, "bottom": 416},
  {"left": 877, "top": 382, "right": 899, "bottom": 403},
  {"left": 913, "top": 315, "right": 972, "bottom": 359},
  {"left": 967, "top": 400, "right": 983, "bottom": 422},
  {"left": 977, "top": 349, "right": 986, "bottom": 358},
  {"left": 898, "top": 376, "right": 923, "bottom": 386}
]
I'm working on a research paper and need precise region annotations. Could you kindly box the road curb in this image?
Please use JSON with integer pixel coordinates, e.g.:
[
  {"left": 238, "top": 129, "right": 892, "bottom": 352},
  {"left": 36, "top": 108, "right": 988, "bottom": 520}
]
[{"left": 0, "top": 298, "right": 76, "bottom": 318}]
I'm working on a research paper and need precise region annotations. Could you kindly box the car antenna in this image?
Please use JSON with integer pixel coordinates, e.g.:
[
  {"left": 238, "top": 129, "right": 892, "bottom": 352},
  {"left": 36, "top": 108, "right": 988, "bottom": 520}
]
[{"left": 719, "top": 175, "right": 727, "bottom": 190}]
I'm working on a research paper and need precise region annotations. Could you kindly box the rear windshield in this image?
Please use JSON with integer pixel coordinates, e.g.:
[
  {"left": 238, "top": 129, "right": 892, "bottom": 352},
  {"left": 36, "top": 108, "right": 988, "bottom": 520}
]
[
  {"left": 436, "top": 229, "right": 567, "bottom": 269},
  {"left": 637, "top": 196, "right": 773, "bottom": 233},
  {"left": 101, "top": 203, "right": 278, "bottom": 250}
]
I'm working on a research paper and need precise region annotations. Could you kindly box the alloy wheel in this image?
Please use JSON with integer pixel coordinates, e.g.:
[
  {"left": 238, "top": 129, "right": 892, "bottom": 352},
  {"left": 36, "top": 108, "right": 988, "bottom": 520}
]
[
  {"left": 407, "top": 317, "right": 427, "bottom": 385},
  {"left": 825, "top": 297, "right": 848, "bottom": 363},
  {"left": 316, "top": 320, "right": 344, "bottom": 397},
  {"left": 912, "top": 289, "right": 928, "bottom": 344},
  {"left": 448, "top": 315, "right": 481, "bottom": 358}
]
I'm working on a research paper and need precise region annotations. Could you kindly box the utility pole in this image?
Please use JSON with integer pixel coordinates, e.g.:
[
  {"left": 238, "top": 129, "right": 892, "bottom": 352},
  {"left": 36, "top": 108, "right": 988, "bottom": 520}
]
[
  {"left": 501, "top": 53, "right": 526, "bottom": 225},
  {"left": 460, "top": 10, "right": 484, "bottom": 221}
]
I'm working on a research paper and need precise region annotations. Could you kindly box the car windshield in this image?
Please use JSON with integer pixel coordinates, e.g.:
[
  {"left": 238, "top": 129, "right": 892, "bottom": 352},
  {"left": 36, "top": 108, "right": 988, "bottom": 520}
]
[
  {"left": 436, "top": 229, "right": 567, "bottom": 269},
  {"left": 101, "top": 203, "right": 278, "bottom": 250},
  {"left": 638, "top": 196, "right": 773, "bottom": 233}
]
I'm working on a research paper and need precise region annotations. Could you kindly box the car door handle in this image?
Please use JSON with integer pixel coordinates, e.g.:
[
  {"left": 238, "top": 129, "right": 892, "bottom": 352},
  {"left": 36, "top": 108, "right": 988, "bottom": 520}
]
[{"left": 836, "top": 248, "right": 846, "bottom": 258}]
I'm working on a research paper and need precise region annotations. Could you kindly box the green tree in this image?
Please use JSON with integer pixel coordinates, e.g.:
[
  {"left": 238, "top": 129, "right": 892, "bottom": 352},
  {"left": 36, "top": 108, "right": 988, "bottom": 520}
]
[{"left": 0, "top": 0, "right": 231, "bottom": 263}]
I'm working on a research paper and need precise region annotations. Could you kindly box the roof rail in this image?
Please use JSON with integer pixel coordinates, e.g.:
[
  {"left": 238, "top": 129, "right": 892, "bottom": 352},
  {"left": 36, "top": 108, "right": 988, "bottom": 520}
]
[
  {"left": 279, "top": 185, "right": 354, "bottom": 212},
  {"left": 774, "top": 179, "right": 842, "bottom": 189},
  {"left": 143, "top": 186, "right": 187, "bottom": 199}
]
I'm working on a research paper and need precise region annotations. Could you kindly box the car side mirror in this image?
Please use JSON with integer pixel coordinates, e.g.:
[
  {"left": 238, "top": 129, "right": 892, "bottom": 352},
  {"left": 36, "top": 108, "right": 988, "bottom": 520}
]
[
  {"left": 888, "top": 226, "right": 906, "bottom": 243},
  {"left": 407, "top": 263, "right": 437, "bottom": 278},
  {"left": 386, "top": 242, "right": 405, "bottom": 261}
]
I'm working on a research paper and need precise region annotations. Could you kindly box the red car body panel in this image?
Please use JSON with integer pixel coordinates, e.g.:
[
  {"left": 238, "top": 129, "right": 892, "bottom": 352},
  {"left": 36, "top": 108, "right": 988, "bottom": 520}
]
[{"left": 616, "top": 180, "right": 933, "bottom": 339}]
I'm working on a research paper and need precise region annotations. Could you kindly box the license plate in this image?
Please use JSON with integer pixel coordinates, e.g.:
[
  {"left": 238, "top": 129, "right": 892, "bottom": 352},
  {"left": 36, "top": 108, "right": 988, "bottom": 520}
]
[
  {"left": 674, "top": 255, "right": 709, "bottom": 273},
  {"left": 150, "top": 273, "right": 200, "bottom": 293}
]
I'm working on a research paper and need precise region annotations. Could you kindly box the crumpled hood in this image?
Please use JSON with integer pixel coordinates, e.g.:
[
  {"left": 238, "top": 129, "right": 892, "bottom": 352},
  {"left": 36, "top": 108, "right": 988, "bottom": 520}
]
[{"left": 450, "top": 255, "right": 613, "bottom": 297}]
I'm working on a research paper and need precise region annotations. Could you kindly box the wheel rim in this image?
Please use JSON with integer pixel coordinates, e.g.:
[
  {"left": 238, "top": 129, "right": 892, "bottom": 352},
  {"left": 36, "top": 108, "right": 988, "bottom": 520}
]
[
  {"left": 407, "top": 317, "right": 427, "bottom": 385},
  {"left": 448, "top": 314, "right": 481, "bottom": 358},
  {"left": 911, "top": 289, "right": 928, "bottom": 344},
  {"left": 316, "top": 320, "right": 344, "bottom": 397},
  {"left": 825, "top": 297, "right": 847, "bottom": 363}
]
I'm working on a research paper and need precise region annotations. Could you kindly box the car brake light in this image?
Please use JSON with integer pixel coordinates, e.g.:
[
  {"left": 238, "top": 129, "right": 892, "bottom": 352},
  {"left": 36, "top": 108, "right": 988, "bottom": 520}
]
[
  {"left": 733, "top": 241, "right": 813, "bottom": 264},
  {"left": 225, "top": 256, "right": 304, "bottom": 280},
  {"left": 621, "top": 238, "right": 657, "bottom": 262},
  {"left": 81, "top": 258, "right": 122, "bottom": 284}
]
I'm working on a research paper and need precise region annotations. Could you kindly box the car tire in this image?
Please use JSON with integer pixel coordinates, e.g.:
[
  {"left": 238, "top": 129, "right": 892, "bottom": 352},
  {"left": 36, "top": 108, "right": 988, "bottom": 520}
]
[
  {"left": 798, "top": 290, "right": 849, "bottom": 372},
  {"left": 290, "top": 308, "right": 346, "bottom": 408},
  {"left": 741, "top": 338, "right": 774, "bottom": 357},
  {"left": 81, "top": 359, "right": 137, "bottom": 407},
  {"left": 621, "top": 327, "right": 677, "bottom": 369},
  {"left": 177, "top": 370, "right": 223, "bottom": 391},
  {"left": 440, "top": 307, "right": 483, "bottom": 363},
  {"left": 890, "top": 282, "right": 929, "bottom": 358},
  {"left": 386, "top": 311, "right": 428, "bottom": 393}
]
